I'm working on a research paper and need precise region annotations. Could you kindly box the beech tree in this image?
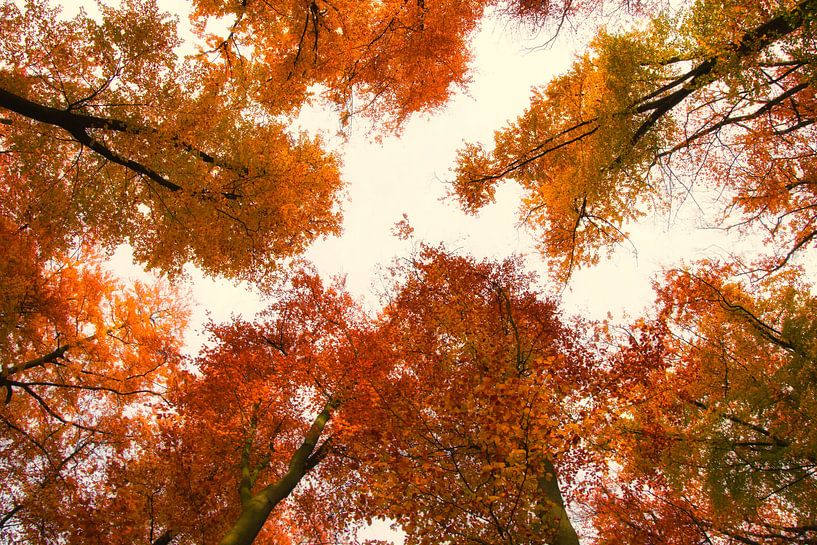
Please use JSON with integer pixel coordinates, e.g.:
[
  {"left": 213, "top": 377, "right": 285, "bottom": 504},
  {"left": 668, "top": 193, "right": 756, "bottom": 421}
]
[
  {"left": 346, "top": 247, "right": 599, "bottom": 545},
  {"left": 454, "top": 0, "right": 817, "bottom": 280},
  {"left": 0, "top": 216, "right": 187, "bottom": 544},
  {"left": 0, "top": 0, "right": 345, "bottom": 279},
  {"left": 67, "top": 269, "right": 378, "bottom": 545},
  {"left": 16, "top": 250, "right": 600, "bottom": 545},
  {"left": 588, "top": 263, "right": 817, "bottom": 545},
  {"left": 3, "top": 0, "right": 817, "bottom": 544}
]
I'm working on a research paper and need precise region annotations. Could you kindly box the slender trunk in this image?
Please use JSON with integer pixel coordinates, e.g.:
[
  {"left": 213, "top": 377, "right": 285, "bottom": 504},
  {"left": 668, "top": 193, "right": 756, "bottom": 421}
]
[
  {"left": 152, "top": 530, "right": 176, "bottom": 545},
  {"left": 218, "top": 470, "right": 305, "bottom": 545},
  {"left": 537, "top": 459, "right": 580, "bottom": 545},
  {"left": 217, "top": 401, "right": 335, "bottom": 545}
]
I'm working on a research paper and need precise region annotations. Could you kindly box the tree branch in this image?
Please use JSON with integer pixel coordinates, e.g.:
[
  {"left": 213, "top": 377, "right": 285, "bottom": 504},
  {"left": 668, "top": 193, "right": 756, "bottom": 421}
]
[
  {"left": 0, "top": 87, "right": 244, "bottom": 198},
  {"left": 629, "top": 0, "right": 817, "bottom": 147}
]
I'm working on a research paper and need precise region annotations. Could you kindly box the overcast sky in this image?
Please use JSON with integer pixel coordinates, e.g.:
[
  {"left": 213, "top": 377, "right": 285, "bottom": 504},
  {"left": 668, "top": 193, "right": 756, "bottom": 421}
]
[{"left": 86, "top": 0, "right": 782, "bottom": 357}]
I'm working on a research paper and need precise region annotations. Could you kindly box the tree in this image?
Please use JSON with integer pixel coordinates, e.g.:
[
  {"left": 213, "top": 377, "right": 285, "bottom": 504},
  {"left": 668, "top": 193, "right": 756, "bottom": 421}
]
[
  {"left": 347, "top": 247, "right": 598, "bottom": 545},
  {"left": 0, "top": 0, "right": 627, "bottom": 281},
  {"left": 0, "top": 215, "right": 188, "bottom": 544},
  {"left": 453, "top": 0, "right": 817, "bottom": 280},
  {"left": 190, "top": 0, "right": 480, "bottom": 131},
  {"left": 5, "top": 248, "right": 604, "bottom": 545},
  {"left": 0, "top": 0, "right": 345, "bottom": 279},
  {"left": 587, "top": 262, "right": 817, "bottom": 544},
  {"left": 72, "top": 268, "right": 378, "bottom": 545},
  {"left": 188, "top": 0, "right": 640, "bottom": 131}
]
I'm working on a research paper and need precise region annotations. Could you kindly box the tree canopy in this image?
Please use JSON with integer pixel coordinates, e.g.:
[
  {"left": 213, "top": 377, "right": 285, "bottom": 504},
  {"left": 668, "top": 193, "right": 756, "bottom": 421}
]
[
  {"left": 1, "top": 0, "right": 816, "bottom": 544},
  {"left": 454, "top": 0, "right": 817, "bottom": 280}
]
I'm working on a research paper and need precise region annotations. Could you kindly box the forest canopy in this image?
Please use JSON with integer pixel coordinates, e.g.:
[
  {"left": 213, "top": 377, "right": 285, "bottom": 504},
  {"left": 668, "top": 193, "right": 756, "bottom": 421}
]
[{"left": 1, "top": 0, "right": 815, "bottom": 544}]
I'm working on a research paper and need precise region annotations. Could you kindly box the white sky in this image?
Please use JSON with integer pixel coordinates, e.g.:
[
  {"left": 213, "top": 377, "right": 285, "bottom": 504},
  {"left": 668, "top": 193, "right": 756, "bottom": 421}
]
[{"left": 89, "top": 0, "right": 784, "bottom": 354}]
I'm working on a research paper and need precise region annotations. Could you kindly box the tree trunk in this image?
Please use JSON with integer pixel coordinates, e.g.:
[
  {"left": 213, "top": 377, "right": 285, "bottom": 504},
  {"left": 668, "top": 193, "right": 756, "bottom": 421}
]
[
  {"left": 537, "top": 459, "right": 580, "bottom": 545},
  {"left": 217, "top": 401, "right": 335, "bottom": 545}
]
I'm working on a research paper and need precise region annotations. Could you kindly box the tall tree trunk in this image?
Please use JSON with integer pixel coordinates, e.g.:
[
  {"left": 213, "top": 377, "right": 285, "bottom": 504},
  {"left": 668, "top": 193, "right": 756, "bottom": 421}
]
[
  {"left": 537, "top": 459, "right": 580, "bottom": 545},
  {"left": 218, "top": 401, "right": 335, "bottom": 545}
]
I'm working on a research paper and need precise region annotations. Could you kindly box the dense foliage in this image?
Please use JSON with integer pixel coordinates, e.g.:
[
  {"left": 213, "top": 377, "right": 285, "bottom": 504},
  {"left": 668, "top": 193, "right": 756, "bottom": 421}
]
[{"left": 1, "top": 0, "right": 815, "bottom": 544}]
